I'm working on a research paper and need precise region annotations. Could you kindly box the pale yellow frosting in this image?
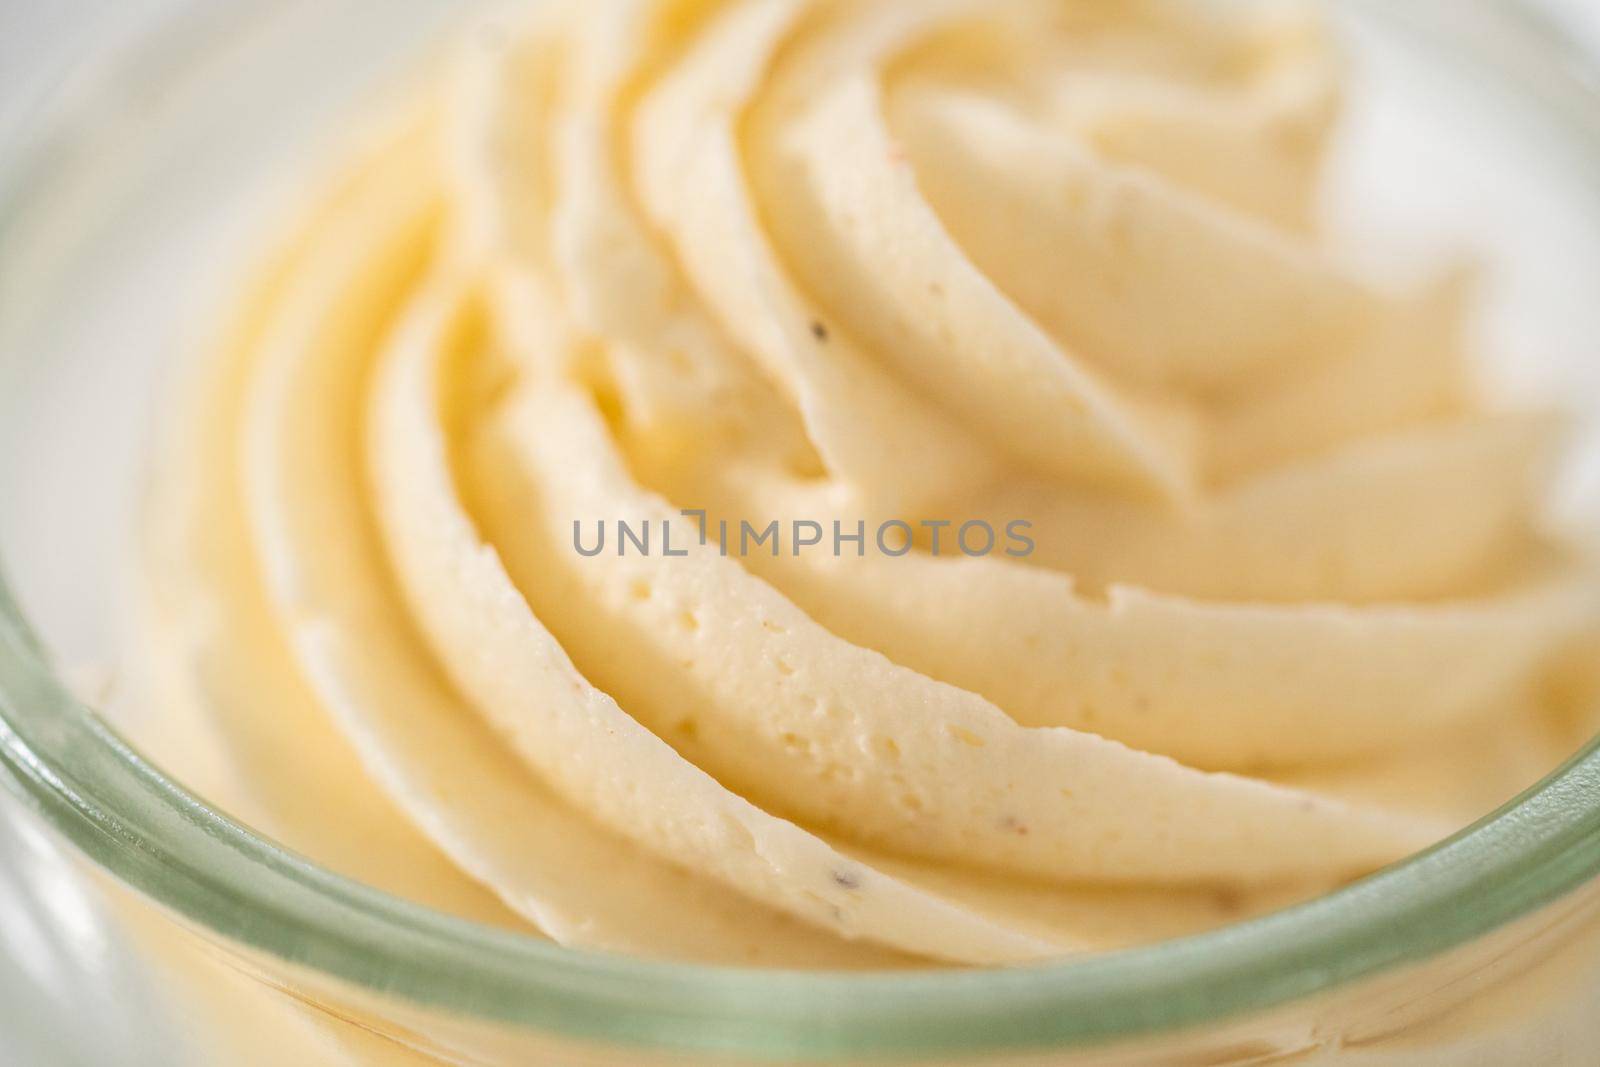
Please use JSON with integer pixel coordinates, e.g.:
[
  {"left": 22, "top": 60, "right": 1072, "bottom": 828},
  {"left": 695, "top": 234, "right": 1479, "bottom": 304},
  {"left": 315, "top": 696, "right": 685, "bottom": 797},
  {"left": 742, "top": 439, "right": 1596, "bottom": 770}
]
[{"left": 136, "top": 0, "right": 1600, "bottom": 968}]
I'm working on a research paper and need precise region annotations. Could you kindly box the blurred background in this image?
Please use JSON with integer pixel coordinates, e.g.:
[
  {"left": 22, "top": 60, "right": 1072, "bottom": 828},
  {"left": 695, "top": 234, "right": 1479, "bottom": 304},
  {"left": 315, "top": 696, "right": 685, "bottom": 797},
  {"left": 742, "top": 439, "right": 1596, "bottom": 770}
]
[{"left": 3, "top": 1, "right": 1598, "bottom": 153}]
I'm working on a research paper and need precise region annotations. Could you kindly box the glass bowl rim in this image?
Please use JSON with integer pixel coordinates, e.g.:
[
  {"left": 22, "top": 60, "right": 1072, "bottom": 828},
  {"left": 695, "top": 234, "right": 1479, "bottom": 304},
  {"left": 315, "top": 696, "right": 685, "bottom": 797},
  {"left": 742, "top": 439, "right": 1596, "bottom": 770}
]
[{"left": 3, "top": 0, "right": 1600, "bottom": 1059}]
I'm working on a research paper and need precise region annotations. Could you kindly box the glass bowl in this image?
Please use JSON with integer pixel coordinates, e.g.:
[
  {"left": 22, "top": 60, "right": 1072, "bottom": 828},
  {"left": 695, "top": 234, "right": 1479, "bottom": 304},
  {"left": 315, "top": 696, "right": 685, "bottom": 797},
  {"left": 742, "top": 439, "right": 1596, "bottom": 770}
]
[{"left": 4, "top": 1, "right": 1600, "bottom": 1063}]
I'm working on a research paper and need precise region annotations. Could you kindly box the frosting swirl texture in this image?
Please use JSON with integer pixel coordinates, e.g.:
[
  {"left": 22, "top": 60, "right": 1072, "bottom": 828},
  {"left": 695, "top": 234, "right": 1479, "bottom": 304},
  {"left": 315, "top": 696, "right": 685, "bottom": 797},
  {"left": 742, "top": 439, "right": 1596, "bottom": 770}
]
[{"left": 142, "top": 0, "right": 1599, "bottom": 967}]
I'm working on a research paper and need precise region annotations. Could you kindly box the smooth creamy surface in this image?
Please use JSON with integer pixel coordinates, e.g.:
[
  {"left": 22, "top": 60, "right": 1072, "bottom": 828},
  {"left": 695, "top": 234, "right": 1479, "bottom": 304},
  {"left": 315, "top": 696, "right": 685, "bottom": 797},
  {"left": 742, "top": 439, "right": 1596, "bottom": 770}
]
[{"left": 137, "top": 0, "right": 1600, "bottom": 968}]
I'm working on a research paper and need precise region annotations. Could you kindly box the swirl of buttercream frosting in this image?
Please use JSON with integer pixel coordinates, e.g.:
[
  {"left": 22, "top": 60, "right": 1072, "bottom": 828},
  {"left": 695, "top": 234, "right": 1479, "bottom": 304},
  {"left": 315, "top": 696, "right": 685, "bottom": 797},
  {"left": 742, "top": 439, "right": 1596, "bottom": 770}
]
[{"left": 138, "top": 0, "right": 1600, "bottom": 967}]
